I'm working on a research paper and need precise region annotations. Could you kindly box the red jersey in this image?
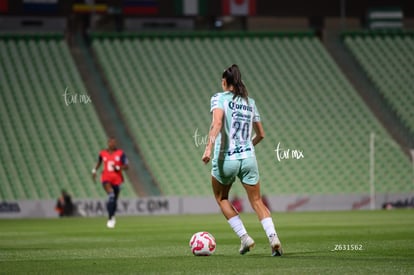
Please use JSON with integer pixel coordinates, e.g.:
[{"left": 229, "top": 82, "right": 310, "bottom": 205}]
[{"left": 99, "top": 149, "right": 127, "bottom": 185}]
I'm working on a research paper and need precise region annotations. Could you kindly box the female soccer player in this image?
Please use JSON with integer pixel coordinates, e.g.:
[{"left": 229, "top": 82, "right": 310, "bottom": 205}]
[
  {"left": 92, "top": 137, "right": 128, "bottom": 228},
  {"left": 202, "top": 64, "right": 283, "bottom": 256}
]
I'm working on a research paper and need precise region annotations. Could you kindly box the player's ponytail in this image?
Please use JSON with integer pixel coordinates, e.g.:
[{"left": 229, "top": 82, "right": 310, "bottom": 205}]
[{"left": 222, "top": 64, "right": 249, "bottom": 103}]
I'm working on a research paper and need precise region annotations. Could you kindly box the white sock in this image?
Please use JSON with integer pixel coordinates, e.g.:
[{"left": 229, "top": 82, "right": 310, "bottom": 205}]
[
  {"left": 228, "top": 215, "right": 248, "bottom": 238},
  {"left": 261, "top": 217, "right": 277, "bottom": 239}
]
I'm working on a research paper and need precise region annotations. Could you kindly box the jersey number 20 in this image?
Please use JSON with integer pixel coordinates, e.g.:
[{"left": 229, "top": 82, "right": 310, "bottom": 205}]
[{"left": 232, "top": 121, "right": 249, "bottom": 141}]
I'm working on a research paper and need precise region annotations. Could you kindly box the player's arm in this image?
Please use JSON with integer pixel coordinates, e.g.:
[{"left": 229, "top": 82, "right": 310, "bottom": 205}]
[
  {"left": 92, "top": 156, "right": 102, "bottom": 181},
  {"left": 118, "top": 153, "right": 129, "bottom": 171},
  {"left": 111, "top": 153, "right": 129, "bottom": 172},
  {"left": 252, "top": 121, "right": 265, "bottom": 146},
  {"left": 202, "top": 108, "right": 224, "bottom": 164}
]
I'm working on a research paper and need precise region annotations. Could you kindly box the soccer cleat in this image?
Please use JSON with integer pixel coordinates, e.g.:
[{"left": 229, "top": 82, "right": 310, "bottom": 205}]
[
  {"left": 239, "top": 234, "right": 255, "bottom": 255},
  {"left": 270, "top": 234, "right": 283, "bottom": 256},
  {"left": 106, "top": 217, "right": 116, "bottom": 229}
]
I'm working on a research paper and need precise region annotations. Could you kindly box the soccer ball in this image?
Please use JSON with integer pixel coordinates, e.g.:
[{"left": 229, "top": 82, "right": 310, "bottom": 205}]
[{"left": 189, "top": 231, "right": 216, "bottom": 256}]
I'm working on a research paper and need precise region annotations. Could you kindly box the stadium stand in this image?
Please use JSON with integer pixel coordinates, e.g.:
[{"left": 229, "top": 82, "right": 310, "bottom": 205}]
[
  {"left": 91, "top": 32, "right": 412, "bottom": 196},
  {"left": 0, "top": 34, "right": 136, "bottom": 200},
  {"left": 343, "top": 32, "right": 414, "bottom": 135}
]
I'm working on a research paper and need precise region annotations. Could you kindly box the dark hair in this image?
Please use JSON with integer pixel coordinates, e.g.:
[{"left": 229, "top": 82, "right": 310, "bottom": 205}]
[{"left": 222, "top": 64, "right": 248, "bottom": 103}]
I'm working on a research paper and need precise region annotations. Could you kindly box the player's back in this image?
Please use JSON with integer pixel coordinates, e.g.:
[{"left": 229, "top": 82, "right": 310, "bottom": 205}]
[{"left": 211, "top": 92, "right": 261, "bottom": 160}]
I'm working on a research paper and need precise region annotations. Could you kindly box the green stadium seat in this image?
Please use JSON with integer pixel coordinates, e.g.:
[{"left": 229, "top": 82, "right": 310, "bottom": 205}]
[{"left": 344, "top": 33, "right": 414, "bottom": 134}]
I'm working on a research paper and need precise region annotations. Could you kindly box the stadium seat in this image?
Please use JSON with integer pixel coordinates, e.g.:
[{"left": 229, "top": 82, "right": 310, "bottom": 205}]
[{"left": 344, "top": 33, "right": 414, "bottom": 134}]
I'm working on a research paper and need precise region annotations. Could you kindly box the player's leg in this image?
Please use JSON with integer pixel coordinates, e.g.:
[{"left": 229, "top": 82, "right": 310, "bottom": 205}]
[
  {"left": 212, "top": 176, "right": 254, "bottom": 254},
  {"left": 111, "top": 184, "right": 120, "bottom": 217},
  {"left": 102, "top": 182, "right": 116, "bottom": 228},
  {"left": 242, "top": 183, "right": 270, "bottom": 220},
  {"left": 243, "top": 183, "right": 283, "bottom": 256},
  {"left": 240, "top": 158, "right": 283, "bottom": 256},
  {"left": 211, "top": 176, "right": 237, "bottom": 219},
  {"left": 211, "top": 159, "right": 254, "bottom": 254},
  {"left": 211, "top": 159, "right": 239, "bottom": 218},
  {"left": 239, "top": 158, "right": 270, "bottom": 219}
]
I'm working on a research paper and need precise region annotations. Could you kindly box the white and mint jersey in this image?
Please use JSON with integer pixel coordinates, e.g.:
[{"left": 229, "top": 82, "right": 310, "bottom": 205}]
[{"left": 210, "top": 91, "right": 261, "bottom": 160}]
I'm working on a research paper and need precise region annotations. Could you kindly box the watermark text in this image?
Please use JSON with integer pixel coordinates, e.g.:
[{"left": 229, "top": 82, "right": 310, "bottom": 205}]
[
  {"left": 331, "top": 244, "right": 364, "bottom": 251},
  {"left": 275, "top": 142, "right": 304, "bottom": 162},
  {"left": 62, "top": 86, "right": 92, "bottom": 106},
  {"left": 193, "top": 128, "right": 211, "bottom": 147}
]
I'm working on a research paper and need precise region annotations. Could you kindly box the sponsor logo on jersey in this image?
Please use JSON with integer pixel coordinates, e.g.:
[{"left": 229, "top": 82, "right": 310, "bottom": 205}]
[
  {"left": 228, "top": 101, "right": 252, "bottom": 112},
  {"left": 227, "top": 146, "right": 252, "bottom": 156}
]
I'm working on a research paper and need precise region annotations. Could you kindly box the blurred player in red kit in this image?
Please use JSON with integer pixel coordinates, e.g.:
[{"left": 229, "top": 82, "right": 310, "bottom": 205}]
[{"left": 92, "top": 137, "right": 128, "bottom": 228}]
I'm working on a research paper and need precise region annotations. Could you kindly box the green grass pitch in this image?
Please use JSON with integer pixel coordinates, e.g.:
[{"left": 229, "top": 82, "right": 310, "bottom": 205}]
[{"left": 1, "top": 210, "right": 413, "bottom": 274}]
